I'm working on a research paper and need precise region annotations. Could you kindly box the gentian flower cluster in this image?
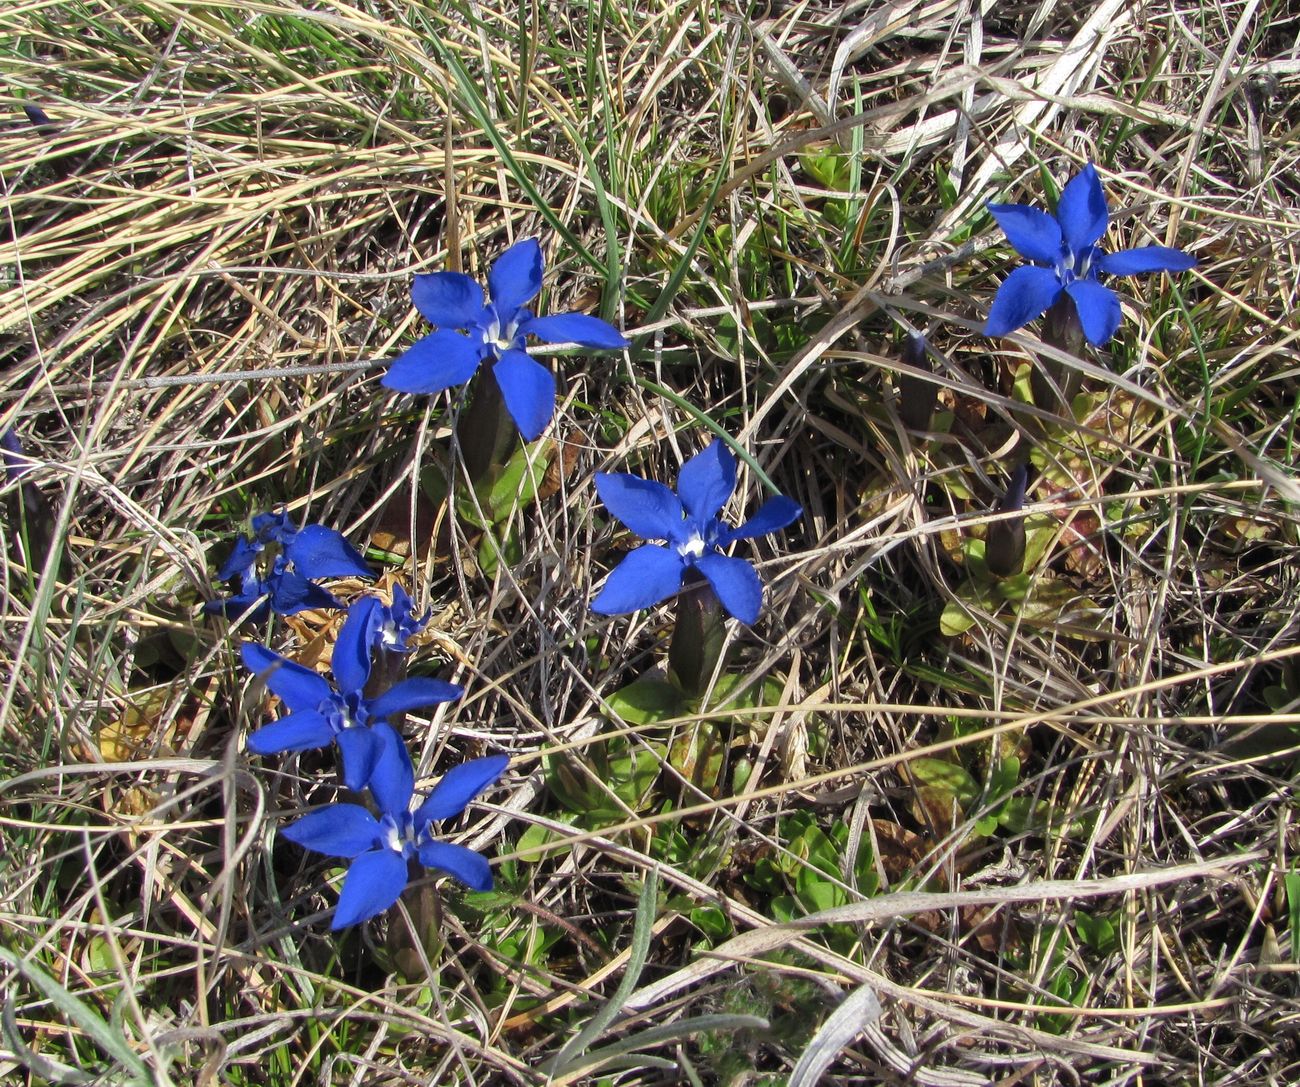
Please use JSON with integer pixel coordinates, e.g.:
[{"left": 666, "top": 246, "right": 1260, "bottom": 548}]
[
  {"left": 217, "top": 548, "right": 507, "bottom": 925},
  {"left": 241, "top": 595, "right": 462, "bottom": 791},
  {"left": 591, "top": 439, "right": 801, "bottom": 625},
  {"left": 983, "top": 162, "right": 1196, "bottom": 347},
  {"left": 383, "top": 238, "right": 628, "bottom": 440},
  {"left": 282, "top": 726, "right": 508, "bottom": 928},
  {"left": 206, "top": 509, "right": 372, "bottom": 620}
]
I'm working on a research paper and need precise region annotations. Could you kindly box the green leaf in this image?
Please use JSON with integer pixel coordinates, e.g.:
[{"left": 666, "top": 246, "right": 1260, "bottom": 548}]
[
  {"left": 1285, "top": 871, "right": 1300, "bottom": 963},
  {"left": 1074, "top": 910, "right": 1118, "bottom": 956},
  {"left": 484, "top": 440, "right": 550, "bottom": 524},
  {"left": 606, "top": 675, "right": 686, "bottom": 726},
  {"left": 907, "top": 757, "right": 980, "bottom": 805}
]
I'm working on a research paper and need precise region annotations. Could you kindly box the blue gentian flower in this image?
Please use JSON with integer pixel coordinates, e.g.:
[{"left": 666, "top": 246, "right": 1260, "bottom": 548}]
[
  {"left": 207, "top": 509, "right": 373, "bottom": 620},
  {"left": 337, "top": 584, "right": 429, "bottom": 661},
  {"left": 590, "top": 439, "right": 802, "bottom": 625},
  {"left": 983, "top": 162, "right": 1197, "bottom": 347},
  {"left": 281, "top": 727, "right": 508, "bottom": 928},
  {"left": 241, "top": 600, "right": 463, "bottom": 789},
  {"left": 382, "top": 238, "right": 629, "bottom": 440}
]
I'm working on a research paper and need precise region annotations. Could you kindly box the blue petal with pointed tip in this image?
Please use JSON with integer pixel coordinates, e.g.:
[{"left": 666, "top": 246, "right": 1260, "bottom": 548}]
[
  {"left": 1065, "top": 279, "right": 1122, "bottom": 346},
  {"left": 286, "top": 524, "right": 371, "bottom": 580},
  {"left": 411, "top": 271, "right": 485, "bottom": 328},
  {"left": 332, "top": 849, "right": 409, "bottom": 928},
  {"left": 983, "top": 265, "right": 1063, "bottom": 337},
  {"left": 241, "top": 644, "right": 331, "bottom": 709},
  {"left": 370, "top": 677, "right": 463, "bottom": 721},
  {"left": 416, "top": 841, "right": 492, "bottom": 891},
  {"left": 594, "top": 472, "right": 684, "bottom": 541},
  {"left": 1099, "top": 246, "right": 1197, "bottom": 276},
  {"left": 488, "top": 238, "right": 543, "bottom": 315},
  {"left": 333, "top": 596, "right": 380, "bottom": 695},
  {"left": 366, "top": 725, "right": 414, "bottom": 817},
  {"left": 1055, "top": 162, "right": 1109, "bottom": 253},
  {"left": 414, "top": 753, "right": 510, "bottom": 825},
  {"left": 695, "top": 552, "right": 763, "bottom": 625},
  {"left": 281, "top": 804, "right": 379, "bottom": 858},
  {"left": 216, "top": 535, "right": 259, "bottom": 581},
  {"left": 492, "top": 348, "right": 555, "bottom": 441},
  {"left": 246, "top": 710, "right": 334, "bottom": 755},
  {"left": 590, "top": 544, "right": 685, "bottom": 615},
  {"left": 676, "top": 439, "right": 736, "bottom": 521},
  {"left": 986, "top": 203, "right": 1063, "bottom": 264},
  {"left": 722, "top": 495, "right": 802, "bottom": 544},
  {"left": 520, "top": 313, "right": 628, "bottom": 349},
  {"left": 382, "top": 329, "right": 486, "bottom": 395}
]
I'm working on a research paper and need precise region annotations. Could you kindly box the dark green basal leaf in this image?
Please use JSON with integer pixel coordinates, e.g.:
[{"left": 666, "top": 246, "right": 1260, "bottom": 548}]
[{"left": 605, "top": 675, "right": 686, "bottom": 726}]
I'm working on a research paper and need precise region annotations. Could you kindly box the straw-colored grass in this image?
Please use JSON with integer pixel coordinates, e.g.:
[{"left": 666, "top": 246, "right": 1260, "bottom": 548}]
[{"left": 2, "top": 0, "right": 1298, "bottom": 1083}]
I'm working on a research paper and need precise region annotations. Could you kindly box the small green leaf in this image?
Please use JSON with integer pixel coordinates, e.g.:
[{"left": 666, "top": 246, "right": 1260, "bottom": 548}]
[
  {"left": 907, "top": 757, "right": 980, "bottom": 805},
  {"left": 1074, "top": 910, "right": 1118, "bottom": 956},
  {"left": 606, "top": 675, "right": 686, "bottom": 726},
  {"left": 1284, "top": 871, "right": 1300, "bottom": 963}
]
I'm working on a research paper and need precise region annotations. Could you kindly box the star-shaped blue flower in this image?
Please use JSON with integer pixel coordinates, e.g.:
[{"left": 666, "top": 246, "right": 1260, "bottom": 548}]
[
  {"left": 382, "top": 239, "right": 628, "bottom": 441},
  {"left": 281, "top": 728, "right": 508, "bottom": 928},
  {"left": 983, "top": 162, "right": 1196, "bottom": 347},
  {"left": 206, "top": 510, "right": 372, "bottom": 620},
  {"left": 590, "top": 439, "right": 802, "bottom": 625},
  {"left": 241, "top": 597, "right": 463, "bottom": 790}
]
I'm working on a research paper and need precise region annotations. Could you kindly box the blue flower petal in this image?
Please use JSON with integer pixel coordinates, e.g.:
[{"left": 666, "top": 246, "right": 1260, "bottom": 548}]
[
  {"left": 676, "top": 440, "right": 736, "bottom": 522},
  {"left": 268, "top": 570, "right": 339, "bottom": 615},
  {"left": 216, "top": 535, "right": 259, "bottom": 581},
  {"left": 721, "top": 495, "right": 802, "bottom": 544},
  {"left": 333, "top": 596, "right": 381, "bottom": 695},
  {"left": 1098, "top": 246, "right": 1197, "bottom": 277},
  {"left": 241, "top": 643, "right": 332, "bottom": 710},
  {"left": 416, "top": 840, "right": 492, "bottom": 891},
  {"left": 252, "top": 510, "right": 294, "bottom": 543},
  {"left": 281, "top": 804, "right": 380, "bottom": 858},
  {"left": 492, "top": 348, "right": 555, "bottom": 441},
  {"left": 332, "top": 849, "right": 409, "bottom": 928},
  {"left": 696, "top": 552, "right": 763, "bottom": 624},
  {"left": 983, "top": 265, "right": 1064, "bottom": 337},
  {"left": 246, "top": 709, "right": 334, "bottom": 755},
  {"left": 488, "top": 238, "right": 543, "bottom": 316},
  {"left": 1056, "top": 162, "right": 1109, "bottom": 253},
  {"left": 382, "top": 329, "right": 486, "bottom": 395},
  {"left": 594, "top": 472, "right": 685, "bottom": 541},
  {"left": 519, "top": 313, "right": 628, "bottom": 350},
  {"left": 1065, "top": 279, "right": 1123, "bottom": 347},
  {"left": 414, "top": 753, "right": 510, "bottom": 825},
  {"left": 590, "top": 544, "right": 685, "bottom": 614},
  {"left": 286, "top": 525, "right": 371, "bottom": 580},
  {"left": 366, "top": 723, "right": 414, "bottom": 817},
  {"left": 204, "top": 583, "right": 269, "bottom": 621},
  {"left": 411, "top": 271, "right": 485, "bottom": 329},
  {"left": 337, "top": 726, "right": 384, "bottom": 791},
  {"left": 370, "top": 677, "right": 464, "bottom": 720},
  {"left": 986, "top": 203, "right": 1063, "bottom": 264}
]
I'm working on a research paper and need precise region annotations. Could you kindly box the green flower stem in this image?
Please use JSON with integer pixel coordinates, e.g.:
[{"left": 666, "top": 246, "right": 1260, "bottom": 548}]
[
  {"left": 668, "top": 570, "right": 727, "bottom": 699},
  {"left": 456, "top": 370, "right": 518, "bottom": 487},
  {"left": 1032, "top": 294, "right": 1086, "bottom": 413},
  {"left": 389, "top": 870, "right": 444, "bottom": 981}
]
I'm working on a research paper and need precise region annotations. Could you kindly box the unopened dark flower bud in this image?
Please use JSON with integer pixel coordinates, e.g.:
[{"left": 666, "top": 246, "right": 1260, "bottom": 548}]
[
  {"left": 986, "top": 463, "right": 1028, "bottom": 577},
  {"left": 897, "top": 332, "right": 938, "bottom": 433}
]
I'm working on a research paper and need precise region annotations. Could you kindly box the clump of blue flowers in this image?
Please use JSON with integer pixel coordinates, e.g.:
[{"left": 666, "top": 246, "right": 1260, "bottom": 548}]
[
  {"left": 242, "top": 596, "right": 462, "bottom": 791},
  {"left": 983, "top": 162, "right": 1196, "bottom": 347},
  {"left": 282, "top": 727, "right": 508, "bottom": 929},
  {"left": 591, "top": 439, "right": 801, "bottom": 625},
  {"left": 383, "top": 238, "right": 628, "bottom": 440},
  {"left": 206, "top": 509, "right": 372, "bottom": 620}
]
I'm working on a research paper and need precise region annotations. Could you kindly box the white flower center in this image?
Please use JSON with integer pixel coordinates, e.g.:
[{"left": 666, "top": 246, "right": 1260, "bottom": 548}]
[
  {"left": 677, "top": 533, "right": 706, "bottom": 560},
  {"left": 384, "top": 824, "right": 403, "bottom": 853}
]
